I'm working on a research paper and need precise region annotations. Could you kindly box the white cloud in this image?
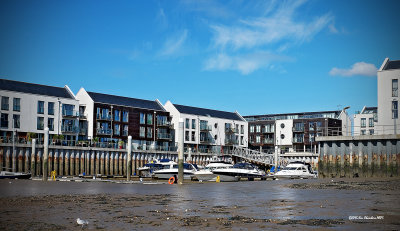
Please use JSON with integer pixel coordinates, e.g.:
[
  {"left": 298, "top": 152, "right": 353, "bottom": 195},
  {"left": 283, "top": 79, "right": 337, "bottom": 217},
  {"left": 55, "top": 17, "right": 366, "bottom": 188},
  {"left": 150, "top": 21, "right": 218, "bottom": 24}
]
[
  {"left": 329, "top": 62, "right": 377, "bottom": 77},
  {"left": 159, "top": 30, "right": 188, "bottom": 56},
  {"left": 210, "top": 0, "right": 333, "bottom": 50},
  {"left": 204, "top": 51, "right": 291, "bottom": 75},
  {"left": 329, "top": 24, "right": 339, "bottom": 34}
]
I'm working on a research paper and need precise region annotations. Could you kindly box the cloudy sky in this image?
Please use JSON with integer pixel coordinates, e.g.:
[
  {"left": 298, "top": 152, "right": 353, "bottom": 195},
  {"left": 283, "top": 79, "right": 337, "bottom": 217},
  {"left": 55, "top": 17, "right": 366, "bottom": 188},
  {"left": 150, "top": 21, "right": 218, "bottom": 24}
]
[{"left": 1, "top": 0, "right": 399, "bottom": 115}]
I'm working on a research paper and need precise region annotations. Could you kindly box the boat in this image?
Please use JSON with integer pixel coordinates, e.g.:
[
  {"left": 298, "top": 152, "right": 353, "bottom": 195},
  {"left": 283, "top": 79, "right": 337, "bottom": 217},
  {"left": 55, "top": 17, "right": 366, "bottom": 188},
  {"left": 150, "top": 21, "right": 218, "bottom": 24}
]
[
  {"left": 273, "top": 161, "right": 317, "bottom": 179},
  {"left": 137, "top": 159, "right": 176, "bottom": 177},
  {"left": 212, "top": 162, "right": 265, "bottom": 182},
  {"left": 152, "top": 163, "right": 198, "bottom": 180},
  {"left": 194, "top": 161, "right": 233, "bottom": 182},
  {"left": 0, "top": 171, "right": 31, "bottom": 179}
]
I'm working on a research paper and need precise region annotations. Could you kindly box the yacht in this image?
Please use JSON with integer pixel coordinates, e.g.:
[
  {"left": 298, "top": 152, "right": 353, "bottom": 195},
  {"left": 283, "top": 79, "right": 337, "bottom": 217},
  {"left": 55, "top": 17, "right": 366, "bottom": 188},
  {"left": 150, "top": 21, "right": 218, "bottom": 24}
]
[
  {"left": 273, "top": 161, "right": 317, "bottom": 179},
  {"left": 212, "top": 162, "right": 265, "bottom": 182},
  {"left": 194, "top": 161, "right": 233, "bottom": 182},
  {"left": 153, "top": 163, "right": 198, "bottom": 180},
  {"left": 137, "top": 159, "right": 176, "bottom": 177}
]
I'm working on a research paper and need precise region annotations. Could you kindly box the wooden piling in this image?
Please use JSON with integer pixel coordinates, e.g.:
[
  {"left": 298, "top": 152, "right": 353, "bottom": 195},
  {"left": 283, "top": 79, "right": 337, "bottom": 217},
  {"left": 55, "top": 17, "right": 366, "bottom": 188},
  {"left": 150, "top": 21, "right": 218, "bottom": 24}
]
[
  {"left": 80, "top": 151, "right": 85, "bottom": 175},
  {"left": 43, "top": 128, "right": 49, "bottom": 181},
  {"left": 18, "top": 148, "right": 23, "bottom": 172},
  {"left": 90, "top": 151, "right": 95, "bottom": 176},
  {"left": 119, "top": 153, "right": 123, "bottom": 176},
  {"left": 96, "top": 151, "right": 100, "bottom": 175},
  {"left": 65, "top": 150, "right": 69, "bottom": 176},
  {"left": 70, "top": 151, "right": 75, "bottom": 176},
  {"left": 31, "top": 139, "right": 36, "bottom": 176},
  {"left": 105, "top": 152, "right": 110, "bottom": 176},
  {"left": 75, "top": 151, "right": 80, "bottom": 176},
  {"left": 59, "top": 149, "right": 64, "bottom": 176},
  {"left": 54, "top": 149, "right": 59, "bottom": 176},
  {"left": 100, "top": 152, "right": 105, "bottom": 175},
  {"left": 5, "top": 147, "right": 10, "bottom": 172},
  {"left": 110, "top": 152, "right": 114, "bottom": 175},
  {"left": 36, "top": 149, "right": 41, "bottom": 176},
  {"left": 25, "top": 148, "right": 29, "bottom": 173},
  {"left": 0, "top": 148, "right": 3, "bottom": 172}
]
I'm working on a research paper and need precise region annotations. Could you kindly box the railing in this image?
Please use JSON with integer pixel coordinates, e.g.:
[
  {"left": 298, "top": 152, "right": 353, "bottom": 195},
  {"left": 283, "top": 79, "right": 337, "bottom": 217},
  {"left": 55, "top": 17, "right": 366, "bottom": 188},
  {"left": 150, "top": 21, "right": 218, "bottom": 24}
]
[
  {"left": 263, "top": 128, "right": 274, "bottom": 133},
  {"left": 225, "top": 127, "right": 237, "bottom": 133},
  {"left": 61, "top": 125, "right": 79, "bottom": 133},
  {"left": 200, "top": 125, "right": 212, "bottom": 131},
  {"left": 200, "top": 138, "right": 214, "bottom": 144},
  {"left": 79, "top": 128, "right": 87, "bottom": 135},
  {"left": 1, "top": 104, "right": 9, "bottom": 110},
  {"left": 231, "top": 146, "right": 274, "bottom": 165},
  {"left": 96, "top": 128, "right": 112, "bottom": 135},
  {"left": 62, "top": 110, "right": 80, "bottom": 117},
  {"left": 157, "top": 133, "right": 171, "bottom": 139},
  {"left": 317, "top": 125, "right": 399, "bottom": 137},
  {"left": 96, "top": 113, "right": 112, "bottom": 121},
  {"left": 157, "top": 120, "right": 171, "bottom": 126},
  {"left": 225, "top": 139, "right": 238, "bottom": 145},
  {"left": 79, "top": 113, "right": 87, "bottom": 119},
  {"left": 292, "top": 137, "right": 304, "bottom": 143},
  {"left": 292, "top": 127, "right": 304, "bottom": 132},
  {"left": 263, "top": 138, "right": 274, "bottom": 144}
]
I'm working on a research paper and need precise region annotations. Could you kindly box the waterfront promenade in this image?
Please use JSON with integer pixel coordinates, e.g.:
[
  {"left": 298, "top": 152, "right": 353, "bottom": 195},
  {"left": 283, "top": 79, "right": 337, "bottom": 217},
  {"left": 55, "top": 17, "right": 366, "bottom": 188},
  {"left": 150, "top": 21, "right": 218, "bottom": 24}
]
[{"left": 1, "top": 178, "right": 399, "bottom": 230}]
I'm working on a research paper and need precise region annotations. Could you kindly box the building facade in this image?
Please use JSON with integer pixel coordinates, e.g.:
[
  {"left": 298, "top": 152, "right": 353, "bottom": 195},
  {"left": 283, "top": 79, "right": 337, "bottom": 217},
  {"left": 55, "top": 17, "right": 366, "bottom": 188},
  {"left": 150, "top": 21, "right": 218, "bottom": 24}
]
[
  {"left": 75, "top": 88, "right": 173, "bottom": 150},
  {"left": 245, "top": 110, "right": 349, "bottom": 153},
  {"left": 0, "top": 79, "right": 80, "bottom": 142},
  {"left": 353, "top": 106, "right": 377, "bottom": 135},
  {"left": 377, "top": 58, "right": 400, "bottom": 135},
  {"left": 164, "top": 101, "right": 248, "bottom": 153}
]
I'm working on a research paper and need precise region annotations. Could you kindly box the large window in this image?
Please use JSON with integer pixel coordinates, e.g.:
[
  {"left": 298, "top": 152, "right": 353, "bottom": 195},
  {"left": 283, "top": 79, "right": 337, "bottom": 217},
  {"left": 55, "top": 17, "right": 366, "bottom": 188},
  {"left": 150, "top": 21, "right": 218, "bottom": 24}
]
[
  {"left": 140, "top": 113, "right": 145, "bottom": 124},
  {"left": 361, "top": 118, "right": 366, "bottom": 128},
  {"left": 139, "top": 127, "right": 145, "bottom": 137},
  {"left": 1, "top": 96, "right": 9, "bottom": 110},
  {"left": 48, "top": 118, "right": 54, "bottom": 131},
  {"left": 114, "top": 109, "right": 120, "bottom": 121},
  {"left": 147, "top": 127, "right": 152, "bottom": 138},
  {"left": 37, "top": 117, "right": 44, "bottom": 130},
  {"left": 48, "top": 102, "right": 54, "bottom": 115},
  {"left": 191, "top": 131, "right": 195, "bottom": 141},
  {"left": 241, "top": 125, "right": 244, "bottom": 134},
  {"left": 122, "top": 111, "right": 128, "bottom": 122},
  {"left": 114, "top": 124, "right": 120, "bottom": 135},
  {"left": 393, "top": 101, "right": 398, "bottom": 119},
  {"left": 369, "top": 118, "right": 374, "bottom": 127},
  {"left": 256, "top": 135, "right": 260, "bottom": 143},
  {"left": 256, "top": 125, "right": 261, "bottom": 133},
  {"left": 250, "top": 125, "right": 254, "bottom": 133},
  {"left": 37, "top": 101, "right": 44, "bottom": 114},
  {"left": 13, "top": 98, "right": 20, "bottom": 112},
  {"left": 185, "top": 131, "right": 189, "bottom": 141},
  {"left": 393, "top": 79, "right": 398, "bottom": 97},
  {"left": 185, "top": 118, "right": 189, "bottom": 129},
  {"left": 192, "top": 119, "right": 196, "bottom": 129},
  {"left": 147, "top": 113, "right": 153, "bottom": 125},
  {"left": 62, "top": 104, "right": 74, "bottom": 116},
  {"left": 123, "top": 125, "right": 128, "bottom": 136},
  {"left": 1, "top": 113, "right": 8, "bottom": 128}
]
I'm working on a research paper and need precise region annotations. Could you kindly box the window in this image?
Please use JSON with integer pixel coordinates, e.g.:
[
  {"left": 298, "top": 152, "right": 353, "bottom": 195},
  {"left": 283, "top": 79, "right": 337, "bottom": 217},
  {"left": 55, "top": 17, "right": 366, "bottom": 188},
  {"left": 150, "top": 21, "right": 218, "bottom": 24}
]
[
  {"left": 369, "top": 129, "right": 374, "bottom": 135},
  {"left": 48, "top": 118, "right": 54, "bottom": 131},
  {"left": 139, "top": 127, "right": 145, "bottom": 137},
  {"left": 392, "top": 101, "right": 398, "bottom": 119},
  {"left": 147, "top": 113, "right": 153, "bottom": 125},
  {"left": 13, "top": 98, "right": 20, "bottom": 112},
  {"left": 214, "top": 123, "right": 218, "bottom": 128},
  {"left": 1, "top": 113, "right": 8, "bottom": 128},
  {"left": 122, "top": 111, "right": 128, "bottom": 122},
  {"left": 191, "top": 131, "right": 195, "bottom": 141},
  {"left": 309, "top": 133, "right": 315, "bottom": 142},
  {"left": 369, "top": 118, "right": 374, "bottom": 127},
  {"left": 281, "top": 123, "right": 285, "bottom": 129},
  {"left": 256, "top": 135, "right": 260, "bottom": 143},
  {"left": 393, "top": 79, "right": 398, "bottom": 97},
  {"left": 114, "top": 124, "right": 120, "bottom": 135},
  {"left": 37, "top": 117, "right": 44, "bottom": 130},
  {"left": 123, "top": 125, "right": 128, "bottom": 136},
  {"left": 147, "top": 127, "right": 153, "bottom": 138},
  {"left": 361, "top": 130, "right": 366, "bottom": 135},
  {"left": 140, "top": 113, "right": 145, "bottom": 124},
  {"left": 114, "top": 109, "right": 120, "bottom": 121},
  {"left": 240, "top": 136, "right": 244, "bottom": 145},
  {"left": 192, "top": 119, "right": 196, "bottom": 129},
  {"left": 241, "top": 125, "right": 244, "bottom": 134},
  {"left": 249, "top": 136, "right": 254, "bottom": 143},
  {"left": 157, "top": 115, "right": 167, "bottom": 125},
  {"left": 361, "top": 118, "right": 366, "bottom": 128},
  {"left": 48, "top": 102, "right": 54, "bottom": 115},
  {"left": 236, "top": 124, "right": 239, "bottom": 133},
  {"left": 185, "top": 118, "right": 189, "bottom": 129},
  {"left": 281, "top": 134, "right": 285, "bottom": 139},
  {"left": 62, "top": 104, "right": 74, "bottom": 116},
  {"left": 185, "top": 131, "right": 189, "bottom": 141},
  {"left": 256, "top": 125, "right": 261, "bottom": 133},
  {"left": 1, "top": 96, "right": 9, "bottom": 110},
  {"left": 294, "top": 122, "right": 304, "bottom": 131},
  {"left": 309, "top": 122, "right": 314, "bottom": 131},
  {"left": 250, "top": 125, "right": 254, "bottom": 133}
]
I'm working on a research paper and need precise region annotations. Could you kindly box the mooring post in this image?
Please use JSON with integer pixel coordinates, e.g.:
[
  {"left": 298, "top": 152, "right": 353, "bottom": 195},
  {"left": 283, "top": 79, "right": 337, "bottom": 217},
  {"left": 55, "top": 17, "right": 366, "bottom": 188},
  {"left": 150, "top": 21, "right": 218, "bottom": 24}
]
[
  {"left": 178, "top": 118, "right": 184, "bottom": 184},
  {"left": 274, "top": 146, "right": 278, "bottom": 173},
  {"left": 43, "top": 127, "right": 49, "bottom": 181},
  {"left": 126, "top": 136, "right": 132, "bottom": 180}
]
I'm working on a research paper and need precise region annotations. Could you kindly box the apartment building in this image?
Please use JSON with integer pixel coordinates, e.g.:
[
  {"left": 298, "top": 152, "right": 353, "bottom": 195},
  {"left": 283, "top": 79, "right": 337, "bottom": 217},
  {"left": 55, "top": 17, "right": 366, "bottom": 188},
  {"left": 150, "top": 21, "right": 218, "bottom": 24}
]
[
  {"left": 75, "top": 88, "right": 173, "bottom": 149},
  {"left": 376, "top": 58, "right": 400, "bottom": 134},
  {"left": 164, "top": 101, "right": 248, "bottom": 153},
  {"left": 353, "top": 106, "right": 377, "bottom": 135},
  {"left": 0, "top": 79, "right": 80, "bottom": 142},
  {"left": 244, "top": 110, "right": 350, "bottom": 153}
]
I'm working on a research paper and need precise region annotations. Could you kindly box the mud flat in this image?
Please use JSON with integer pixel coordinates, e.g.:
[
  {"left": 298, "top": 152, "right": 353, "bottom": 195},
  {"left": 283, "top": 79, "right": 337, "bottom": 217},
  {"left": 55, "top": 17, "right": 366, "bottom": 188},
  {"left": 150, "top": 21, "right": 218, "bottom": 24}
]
[{"left": 0, "top": 178, "right": 399, "bottom": 230}]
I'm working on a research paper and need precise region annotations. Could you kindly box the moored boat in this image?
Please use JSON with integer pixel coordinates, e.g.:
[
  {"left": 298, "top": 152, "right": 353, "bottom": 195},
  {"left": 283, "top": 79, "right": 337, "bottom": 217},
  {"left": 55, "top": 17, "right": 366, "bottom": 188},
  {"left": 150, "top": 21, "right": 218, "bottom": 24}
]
[
  {"left": 212, "top": 162, "right": 265, "bottom": 182},
  {"left": 153, "top": 163, "right": 198, "bottom": 180},
  {"left": 273, "top": 161, "right": 317, "bottom": 179},
  {"left": 194, "top": 161, "right": 233, "bottom": 182},
  {"left": 0, "top": 171, "right": 31, "bottom": 179},
  {"left": 137, "top": 159, "right": 176, "bottom": 177}
]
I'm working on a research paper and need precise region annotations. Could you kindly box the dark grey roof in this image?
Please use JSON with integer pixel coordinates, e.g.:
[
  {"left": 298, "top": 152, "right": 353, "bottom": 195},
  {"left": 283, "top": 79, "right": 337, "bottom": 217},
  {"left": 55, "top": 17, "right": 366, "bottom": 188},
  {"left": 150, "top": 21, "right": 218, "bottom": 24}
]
[
  {"left": 0, "top": 78, "right": 73, "bottom": 99},
  {"left": 244, "top": 110, "right": 342, "bottom": 121},
  {"left": 384, "top": 60, "right": 400, "bottom": 70},
  {"left": 87, "top": 91, "right": 164, "bottom": 111},
  {"left": 173, "top": 104, "right": 243, "bottom": 121}
]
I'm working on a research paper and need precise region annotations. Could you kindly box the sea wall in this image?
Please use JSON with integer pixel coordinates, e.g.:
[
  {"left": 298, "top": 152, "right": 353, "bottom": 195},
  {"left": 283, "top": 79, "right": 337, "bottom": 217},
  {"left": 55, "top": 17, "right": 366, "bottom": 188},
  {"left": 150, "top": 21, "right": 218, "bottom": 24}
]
[{"left": 316, "top": 134, "right": 400, "bottom": 178}]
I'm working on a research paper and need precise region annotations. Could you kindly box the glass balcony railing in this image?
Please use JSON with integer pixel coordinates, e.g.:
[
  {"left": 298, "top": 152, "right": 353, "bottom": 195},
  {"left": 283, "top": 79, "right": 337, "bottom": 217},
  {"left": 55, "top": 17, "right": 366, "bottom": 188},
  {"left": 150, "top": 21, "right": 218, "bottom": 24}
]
[
  {"left": 96, "top": 128, "right": 112, "bottom": 135},
  {"left": 264, "top": 138, "right": 274, "bottom": 144},
  {"left": 200, "top": 125, "right": 212, "bottom": 131},
  {"left": 62, "top": 110, "right": 80, "bottom": 117},
  {"left": 157, "top": 120, "right": 171, "bottom": 126},
  {"left": 157, "top": 133, "right": 171, "bottom": 139},
  {"left": 96, "top": 113, "right": 112, "bottom": 121},
  {"left": 61, "top": 125, "right": 79, "bottom": 133},
  {"left": 225, "top": 127, "right": 237, "bottom": 133}
]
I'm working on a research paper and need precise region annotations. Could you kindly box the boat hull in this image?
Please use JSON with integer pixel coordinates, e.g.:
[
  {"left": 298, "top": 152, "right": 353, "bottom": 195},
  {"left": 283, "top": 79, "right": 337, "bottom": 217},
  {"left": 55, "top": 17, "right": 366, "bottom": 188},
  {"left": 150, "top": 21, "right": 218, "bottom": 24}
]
[{"left": 0, "top": 171, "right": 31, "bottom": 179}]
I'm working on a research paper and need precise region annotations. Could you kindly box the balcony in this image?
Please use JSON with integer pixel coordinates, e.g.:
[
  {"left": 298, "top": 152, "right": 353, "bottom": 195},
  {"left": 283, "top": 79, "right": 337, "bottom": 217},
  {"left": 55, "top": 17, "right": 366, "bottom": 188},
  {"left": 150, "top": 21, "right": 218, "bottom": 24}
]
[
  {"left": 79, "top": 113, "right": 87, "bottom": 120},
  {"left": 96, "top": 128, "right": 112, "bottom": 135},
  {"left": 225, "top": 139, "right": 238, "bottom": 145},
  {"left": 61, "top": 125, "right": 79, "bottom": 133},
  {"left": 78, "top": 128, "right": 87, "bottom": 135},
  {"left": 263, "top": 129, "right": 274, "bottom": 133},
  {"left": 292, "top": 127, "right": 304, "bottom": 132},
  {"left": 200, "top": 138, "right": 213, "bottom": 144},
  {"left": 157, "top": 133, "right": 172, "bottom": 140},
  {"left": 225, "top": 127, "right": 237, "bottom": 133},
  {"left": 200, "top": 125, "right": 212, "bottom": 131},
  {"left": 263, "top": 138, "right": 274, "bottom": 144},
  {"left": 157, "top": 120, "right": 172, "bottom": 127},
  {"left": 293, "top": 137, "right": 304, "bottom": 143},
  {"left": 62, "top": 110, "right": 79, "bottom": 118},
  {"left": 96, "top": 113, "right": 112, "bottom": 121}
]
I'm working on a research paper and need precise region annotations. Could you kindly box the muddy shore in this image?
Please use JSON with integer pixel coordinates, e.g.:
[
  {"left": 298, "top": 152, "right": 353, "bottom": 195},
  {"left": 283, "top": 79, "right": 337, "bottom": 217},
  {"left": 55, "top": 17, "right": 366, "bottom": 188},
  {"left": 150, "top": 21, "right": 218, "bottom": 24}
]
[{"left": 1, "top": 178, "right": 399, "bottom": 230}]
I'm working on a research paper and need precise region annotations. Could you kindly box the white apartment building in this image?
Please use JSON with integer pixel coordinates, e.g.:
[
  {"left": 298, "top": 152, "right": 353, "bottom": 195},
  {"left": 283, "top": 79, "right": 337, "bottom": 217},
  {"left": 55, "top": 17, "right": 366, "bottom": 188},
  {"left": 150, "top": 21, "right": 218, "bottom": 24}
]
[
  {"left": 0, "top": 79, "right": 80, "bottom": 142},
  {"left": 377, "top": 58, "right": 400, "bottom": 135},
  {"left": 164, "top": 101, "right": 248, "bottom": 153},
  {"left": 353, "top": 106, "right": 377, "bottom": 135}
]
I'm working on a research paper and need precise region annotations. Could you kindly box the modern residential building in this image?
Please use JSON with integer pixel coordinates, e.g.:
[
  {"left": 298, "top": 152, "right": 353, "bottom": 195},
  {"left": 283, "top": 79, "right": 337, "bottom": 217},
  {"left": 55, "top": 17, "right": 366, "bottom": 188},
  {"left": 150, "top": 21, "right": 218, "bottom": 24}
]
[
  {"left": 75, "top": 88, "right": 173, "bottom": 150},
  {"left": 244, "top": 110, "right": 351, "bottom": 154},
  {"left": 0, "top": 79, "right": 80, "bottom": 142},
  {"left": 353, "top": 106, "right": 377, "bottom": 136},
  {"left": 164, "top": 101, "right": 248, "bottom": 153},
  {"left": 376, "top": 58, "right": 400, "bottom": 135}
]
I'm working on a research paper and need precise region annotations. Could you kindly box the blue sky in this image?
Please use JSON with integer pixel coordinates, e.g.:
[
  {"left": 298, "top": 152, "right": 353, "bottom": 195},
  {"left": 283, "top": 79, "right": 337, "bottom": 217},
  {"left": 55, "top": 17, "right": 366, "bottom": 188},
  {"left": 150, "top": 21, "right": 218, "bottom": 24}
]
[{"left": 1, "top": 0, "right": 399, "bottom": 116}]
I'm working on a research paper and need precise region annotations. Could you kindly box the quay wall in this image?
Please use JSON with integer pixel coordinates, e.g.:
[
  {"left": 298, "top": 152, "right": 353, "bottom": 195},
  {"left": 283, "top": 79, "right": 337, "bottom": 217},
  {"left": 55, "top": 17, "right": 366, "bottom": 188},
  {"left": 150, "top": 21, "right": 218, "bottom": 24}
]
[
  {"left": 0, "top": 143, "right": 214, "bottom": 177},
  {"left": 316, "top": 135, "right": 400, "bottom": 178}
]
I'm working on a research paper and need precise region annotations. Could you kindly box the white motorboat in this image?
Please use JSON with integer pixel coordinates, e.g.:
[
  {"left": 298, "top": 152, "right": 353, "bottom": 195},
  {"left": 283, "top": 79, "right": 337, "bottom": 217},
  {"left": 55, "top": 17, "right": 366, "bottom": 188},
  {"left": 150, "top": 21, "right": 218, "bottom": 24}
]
[
  {"left": 153, "top": 163, "right": 198, "bottom": 180},
  {"left": 137, "top": 159, "right": 176, "bottom": 177},
  {"left": 212, "top": 162, "right": 265, "bottom": 182},
  {"left": 273, "top": 161, "right": 317, "bottom": 179},
  {"left": 0, "top": 171, "right": 31, "bottom": 179},
  {"left": 194, "top": 161, "right": 233, "bottom": 182}
]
